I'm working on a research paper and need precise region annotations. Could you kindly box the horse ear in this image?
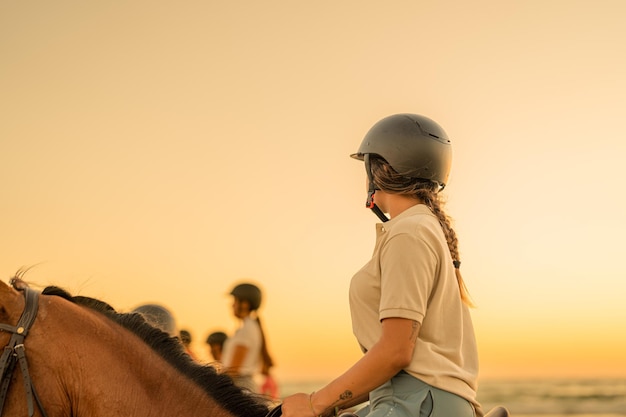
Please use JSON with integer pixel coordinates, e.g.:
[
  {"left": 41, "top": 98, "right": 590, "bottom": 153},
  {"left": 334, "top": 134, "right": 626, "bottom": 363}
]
[{"left": 9, "top": 277, "right": 29, "bottom": 291}]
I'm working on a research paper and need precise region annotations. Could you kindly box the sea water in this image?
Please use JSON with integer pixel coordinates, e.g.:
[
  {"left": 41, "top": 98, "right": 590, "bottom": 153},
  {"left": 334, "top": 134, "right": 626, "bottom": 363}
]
[{"left": 278, "top": 378, "right": 626, "bottom": 416}]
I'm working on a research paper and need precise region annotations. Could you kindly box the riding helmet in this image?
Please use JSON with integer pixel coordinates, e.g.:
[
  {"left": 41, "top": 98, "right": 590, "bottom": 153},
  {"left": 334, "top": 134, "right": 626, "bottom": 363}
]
[
  {"left": 351, "top": 113, "right": 453, "bottom": 189},
  {"left": 230, "top": 283, "right": 262, "bottom": 311},
  {"left": 206, "top": 331, "right": 228, "bottom": 346},
  {"left": 132, "top": 303, "right": 178, "bottom": 336}
]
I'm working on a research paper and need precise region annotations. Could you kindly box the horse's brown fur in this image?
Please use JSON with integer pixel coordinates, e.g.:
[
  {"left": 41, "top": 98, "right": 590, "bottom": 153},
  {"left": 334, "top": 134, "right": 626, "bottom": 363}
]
[{"left": 0, "top": 278, "right": 272, "bottom": 417}]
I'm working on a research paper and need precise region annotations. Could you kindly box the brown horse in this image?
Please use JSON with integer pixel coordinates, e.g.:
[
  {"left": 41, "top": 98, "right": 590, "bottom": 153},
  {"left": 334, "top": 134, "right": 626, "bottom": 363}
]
[{"left": 0, "top": 275, "right": 276, "bottom": 417}]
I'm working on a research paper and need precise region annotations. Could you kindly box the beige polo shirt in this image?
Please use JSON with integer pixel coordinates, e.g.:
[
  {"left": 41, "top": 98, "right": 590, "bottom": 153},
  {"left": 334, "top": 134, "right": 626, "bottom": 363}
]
[{"left": 349, "top": 204, "right": 480, "bottom": 410}]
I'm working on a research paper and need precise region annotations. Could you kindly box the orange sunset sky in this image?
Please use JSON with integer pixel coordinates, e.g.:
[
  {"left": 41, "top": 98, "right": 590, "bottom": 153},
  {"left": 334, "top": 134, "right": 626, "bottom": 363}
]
[{"left": 1, "top": 0, "right": 625, "bottom": 384}]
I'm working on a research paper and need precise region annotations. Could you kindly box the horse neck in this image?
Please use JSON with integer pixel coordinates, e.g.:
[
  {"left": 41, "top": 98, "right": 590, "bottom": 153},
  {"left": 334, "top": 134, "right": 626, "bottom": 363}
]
[{"left": 27, "top": 296, "right": 236, "bottom": 417}]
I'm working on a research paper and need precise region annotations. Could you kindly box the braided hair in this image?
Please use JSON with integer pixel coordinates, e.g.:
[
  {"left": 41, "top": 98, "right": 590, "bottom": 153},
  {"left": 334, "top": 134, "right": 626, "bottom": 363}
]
[{"left": 370, "top": 155, "right": 475, "bottom": 307}]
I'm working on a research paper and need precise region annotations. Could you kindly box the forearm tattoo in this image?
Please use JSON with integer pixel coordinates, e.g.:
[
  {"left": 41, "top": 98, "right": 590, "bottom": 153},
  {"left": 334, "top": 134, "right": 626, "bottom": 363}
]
[{"left": 330, "top": 390, "right": 353, "bottom": 408}]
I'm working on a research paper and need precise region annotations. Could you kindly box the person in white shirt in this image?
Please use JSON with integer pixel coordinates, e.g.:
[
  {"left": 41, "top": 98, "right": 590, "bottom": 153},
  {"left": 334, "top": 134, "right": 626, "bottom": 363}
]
[{"left": 222, "top": 282, "right": 277, "bottom": 397}]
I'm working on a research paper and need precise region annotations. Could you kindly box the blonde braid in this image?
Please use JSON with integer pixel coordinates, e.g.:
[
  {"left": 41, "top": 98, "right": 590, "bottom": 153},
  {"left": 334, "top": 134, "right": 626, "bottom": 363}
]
[
  {"left": 371, "top": 156, "right": 475, "bottom": 307},
  {"left": 418, "top": 188, "right": 475, "bottom": 307}
]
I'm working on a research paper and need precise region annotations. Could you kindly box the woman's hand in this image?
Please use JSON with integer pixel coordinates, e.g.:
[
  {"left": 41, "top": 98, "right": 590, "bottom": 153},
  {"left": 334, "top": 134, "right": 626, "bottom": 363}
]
[
  {"left": 282, "top": 393, "right": 316, "bottom": 417},
  {"left": 283, "top": 318, "right": 419, "bottom": 417}
]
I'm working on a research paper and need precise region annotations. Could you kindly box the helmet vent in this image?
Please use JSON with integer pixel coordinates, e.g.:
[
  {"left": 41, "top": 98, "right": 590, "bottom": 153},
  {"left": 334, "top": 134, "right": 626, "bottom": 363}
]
[{"left": 428, "top": 133, "right": 440, "bottom": 139}]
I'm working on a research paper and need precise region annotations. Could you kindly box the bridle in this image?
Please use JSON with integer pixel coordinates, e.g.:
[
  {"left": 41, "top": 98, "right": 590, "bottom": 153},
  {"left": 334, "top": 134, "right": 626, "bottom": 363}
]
[
  {"left": 0, "top": 286, "right": 48, "bottom": 417},
  {"left": 0, "top": 284, "right": 282, "bottom": 417}
]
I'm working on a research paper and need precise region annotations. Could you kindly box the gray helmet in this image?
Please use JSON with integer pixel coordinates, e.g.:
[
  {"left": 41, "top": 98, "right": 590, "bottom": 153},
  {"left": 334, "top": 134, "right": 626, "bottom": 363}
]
[
  {"left": 132, "top": 303, "right": 177, "bottom": 336},
  {"left": 206, "top": 331, "right": 228, "bottom": 346},
  {"left": 230, "top": 283, "right": 262, "bottom": 311},
  {"left": 351, "top": 113, "right": 452, "bottom": 188}
]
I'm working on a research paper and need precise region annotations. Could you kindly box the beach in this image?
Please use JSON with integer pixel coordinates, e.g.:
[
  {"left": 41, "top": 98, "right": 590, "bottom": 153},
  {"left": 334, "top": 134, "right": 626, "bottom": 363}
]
[{"left": 278, "top": 378, "right": 626, "bottom": 417}]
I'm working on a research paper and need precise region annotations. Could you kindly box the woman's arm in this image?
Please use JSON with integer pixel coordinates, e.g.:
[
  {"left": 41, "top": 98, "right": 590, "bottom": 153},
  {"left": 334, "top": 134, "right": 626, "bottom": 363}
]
[
  {"left": 283, "top": 317, "right": 420, "bottom": 417},
  {"left": 223, "top": 344, "right": 249, "bottom": 376}
]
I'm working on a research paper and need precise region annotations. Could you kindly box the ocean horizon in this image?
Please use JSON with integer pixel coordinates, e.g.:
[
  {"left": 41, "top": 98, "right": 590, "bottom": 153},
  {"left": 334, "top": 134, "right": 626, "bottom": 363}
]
[{"left": 277, "top": 377, "right": 626, "bottom": 416}]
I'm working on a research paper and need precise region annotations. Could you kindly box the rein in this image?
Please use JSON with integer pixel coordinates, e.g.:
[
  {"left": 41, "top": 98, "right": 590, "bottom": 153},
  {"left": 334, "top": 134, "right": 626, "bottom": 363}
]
[
  {"left": 0, "top": 284, "right": 281, "bottom": 417},
  {"left": 0, "top": 287, "right": 48, "bottom": 417},
  {"left": 266, "top": 404, "right": 282, "bottom": 417}
]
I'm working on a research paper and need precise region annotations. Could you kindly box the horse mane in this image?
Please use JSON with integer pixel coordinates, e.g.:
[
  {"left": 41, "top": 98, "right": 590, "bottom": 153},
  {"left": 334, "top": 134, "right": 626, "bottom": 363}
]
[{"left": 39, "top": 285, "right": 271, "bottom": 417}]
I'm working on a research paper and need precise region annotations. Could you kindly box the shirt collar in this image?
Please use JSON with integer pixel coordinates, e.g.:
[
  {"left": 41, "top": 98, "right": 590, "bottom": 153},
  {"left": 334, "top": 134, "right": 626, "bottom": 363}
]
[{"left": 376, "top": 204, "right": 434, "bottom": 229}]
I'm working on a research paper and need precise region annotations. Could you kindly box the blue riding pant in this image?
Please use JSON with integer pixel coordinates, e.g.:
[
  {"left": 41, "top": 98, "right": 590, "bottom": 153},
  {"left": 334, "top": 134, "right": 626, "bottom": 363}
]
[{"left": 355, "top": 371, "right": 476, "bottom": 417}]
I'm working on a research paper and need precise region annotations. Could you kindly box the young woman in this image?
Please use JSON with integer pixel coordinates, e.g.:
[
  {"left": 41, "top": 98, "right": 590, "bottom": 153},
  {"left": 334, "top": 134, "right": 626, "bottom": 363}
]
[
  {"left": 222, "top": 282, "right": 278, "bottom": 398},
  {"left": 282, "top": 114, "right": 483, "bottom": 417}
]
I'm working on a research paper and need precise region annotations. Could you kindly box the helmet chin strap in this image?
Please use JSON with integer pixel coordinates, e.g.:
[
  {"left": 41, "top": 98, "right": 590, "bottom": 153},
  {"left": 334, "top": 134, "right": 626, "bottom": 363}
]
[
  {"left": 364, "top": 154, "right": 389, "bottom": 223},
  {"left": 370, "top": 202, "right": 389, "bottom": 223}
]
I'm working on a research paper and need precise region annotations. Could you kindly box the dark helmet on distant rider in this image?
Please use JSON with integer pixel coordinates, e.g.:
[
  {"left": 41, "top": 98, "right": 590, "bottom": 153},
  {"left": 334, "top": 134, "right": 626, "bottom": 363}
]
[
  {"left": 229, "top": 283, "right": 262, "bottom": 311},
  {"left": 179, "top": 329, "right": 192, "bottom": 344},
  {"left": 206, "top": 331, "right": 228, "bottom": 346}
]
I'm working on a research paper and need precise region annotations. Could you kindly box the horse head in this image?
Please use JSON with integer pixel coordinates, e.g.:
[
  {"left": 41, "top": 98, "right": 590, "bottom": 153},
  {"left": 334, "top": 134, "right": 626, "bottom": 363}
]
[{"left": 0, "top": 276, "right": 274, "bottom": 417}]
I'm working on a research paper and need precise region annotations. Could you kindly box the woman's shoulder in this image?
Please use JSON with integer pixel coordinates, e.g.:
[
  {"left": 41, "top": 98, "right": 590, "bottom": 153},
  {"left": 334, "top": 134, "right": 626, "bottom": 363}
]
[{"left": 241, "top": 317, "right": 262, "bottom": 333}]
